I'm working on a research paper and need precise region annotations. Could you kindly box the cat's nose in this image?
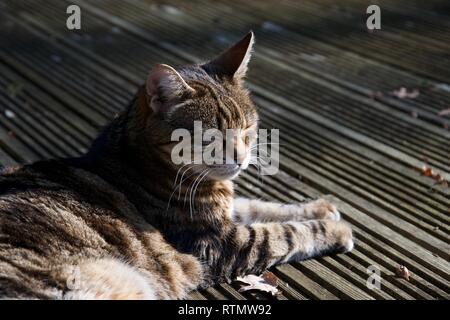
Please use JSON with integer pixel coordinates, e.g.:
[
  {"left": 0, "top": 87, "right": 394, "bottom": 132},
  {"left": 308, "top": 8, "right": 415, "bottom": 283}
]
[{"left": 234, "top": 152, "right": 246, "bottom": 166}]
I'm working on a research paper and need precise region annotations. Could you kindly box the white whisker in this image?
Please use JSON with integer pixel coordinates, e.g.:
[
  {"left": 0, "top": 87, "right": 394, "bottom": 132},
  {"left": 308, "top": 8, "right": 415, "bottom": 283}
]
[
  {"left": 186, "top": 169, "right": 208, "bottom": 220},
  {"left": 166, "top": 164, "right": 194, "bottom": 211},
  {"left": 191, "top": 169, "right": 210, "bottom": 216},
  {"left": 173, "top": 163, "right": 190, "bottom": 188}
]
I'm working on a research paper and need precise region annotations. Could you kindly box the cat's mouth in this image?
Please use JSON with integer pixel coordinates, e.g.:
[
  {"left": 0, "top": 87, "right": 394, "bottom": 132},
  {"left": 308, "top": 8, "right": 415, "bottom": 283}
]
[{"left": 207, "top": 164, "right": 241, "bottom": 180}]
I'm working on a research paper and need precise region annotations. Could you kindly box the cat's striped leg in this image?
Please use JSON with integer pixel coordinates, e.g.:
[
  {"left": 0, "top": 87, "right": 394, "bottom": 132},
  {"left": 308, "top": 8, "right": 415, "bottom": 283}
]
[
  {"left": 220, "top": 219, "right": 353, "bottom": 279},
  {"left": 232, "top": 198, "right": 340, "bottom": 223}
]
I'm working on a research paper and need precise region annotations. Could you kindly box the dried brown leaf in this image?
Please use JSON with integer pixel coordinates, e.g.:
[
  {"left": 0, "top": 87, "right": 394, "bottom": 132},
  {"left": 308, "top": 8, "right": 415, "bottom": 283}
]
[
  {"left": 392, "top": 87, "right": 419, "bottom": 99},
  {"left": 236, "top": 274, "right": 279, "bottom": 296},
  {"left": 368, "top": 90, "right": 384, "bottom": 99},
  {"left": 420, "top": 166, "right": 448, "bottom": 186},
  {"left": 261, "top": 271, "right": 278, "bottom": 287},
  {"left": 421, "top": 166, "right": 434, "bottom": 177},
  {"left": 438, "top": 108, "right": 450, "bottom": 116},
  {"left": 395, "top": 265, "right": 410, "bottom": 281},
  {"left": 435, "top": 174, "right": 444, "bottom": 183}
]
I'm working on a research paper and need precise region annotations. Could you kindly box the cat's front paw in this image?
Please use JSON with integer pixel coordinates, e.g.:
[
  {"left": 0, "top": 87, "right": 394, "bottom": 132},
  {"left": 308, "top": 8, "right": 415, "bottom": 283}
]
[
  {"left": 303, "top": 199, "right": 341, "bottom": 221},
  {"left": 328, "top": 221, "right": 354, "bottom": 253}
]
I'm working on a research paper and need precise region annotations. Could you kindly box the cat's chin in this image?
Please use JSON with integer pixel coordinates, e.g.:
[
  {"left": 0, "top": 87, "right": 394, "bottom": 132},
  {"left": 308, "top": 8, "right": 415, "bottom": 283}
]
[
  {"left": 206, "top": 164, "right": 242, "bottom": 181},
  {"left": 208, "top": 172, "right": 241, "bottom": 181}
]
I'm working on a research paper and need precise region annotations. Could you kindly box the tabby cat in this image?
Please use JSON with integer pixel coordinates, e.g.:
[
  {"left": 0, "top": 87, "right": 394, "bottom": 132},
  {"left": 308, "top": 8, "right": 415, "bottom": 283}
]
[{"left": 0, "top": 32, "right": 353, "bottom": 299}]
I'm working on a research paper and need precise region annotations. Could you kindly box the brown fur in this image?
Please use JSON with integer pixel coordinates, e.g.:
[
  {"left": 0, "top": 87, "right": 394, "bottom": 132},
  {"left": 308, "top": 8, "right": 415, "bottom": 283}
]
[{"left": 0, "top": 32, "right": 353, "bottom": 299}]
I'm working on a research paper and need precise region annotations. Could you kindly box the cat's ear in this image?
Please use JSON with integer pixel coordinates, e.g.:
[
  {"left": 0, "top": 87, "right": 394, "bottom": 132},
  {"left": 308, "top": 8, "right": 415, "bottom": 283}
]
[
  {"left": 205, "top": 31, "right": 254, "bottom": 81},
  {"left": 146, "top": 64, "right": 195, "bottom": 113}
]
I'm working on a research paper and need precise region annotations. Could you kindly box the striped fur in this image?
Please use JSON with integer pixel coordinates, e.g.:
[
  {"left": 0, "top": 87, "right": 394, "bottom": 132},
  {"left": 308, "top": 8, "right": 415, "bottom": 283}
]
[{"left": 0, "top": 32, "right": 353, "bottom": 299}]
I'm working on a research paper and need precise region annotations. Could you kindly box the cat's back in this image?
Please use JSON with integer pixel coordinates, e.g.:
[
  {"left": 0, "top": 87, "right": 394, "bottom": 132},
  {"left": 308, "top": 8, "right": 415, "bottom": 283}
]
[
  {"left": 0, "top": 159, "right": 131, "bottom": 258},
  {"left": 0, "top": 160, "right": 203, "bottom": 299},
  {"left": 0, "top": 159, "right": 130, "bottom": 298}
]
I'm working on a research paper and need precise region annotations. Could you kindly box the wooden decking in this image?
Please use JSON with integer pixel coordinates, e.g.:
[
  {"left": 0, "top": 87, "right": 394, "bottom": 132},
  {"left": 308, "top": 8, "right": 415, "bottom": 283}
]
[{"left": 0, "top": 0, "right": 449, "bottom": 299}]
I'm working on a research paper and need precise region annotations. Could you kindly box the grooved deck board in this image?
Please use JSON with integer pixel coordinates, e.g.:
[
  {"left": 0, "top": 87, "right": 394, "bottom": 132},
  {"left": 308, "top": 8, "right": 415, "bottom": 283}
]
[{"left": 0, "top": 0, "right": 449, "bottom": 300}]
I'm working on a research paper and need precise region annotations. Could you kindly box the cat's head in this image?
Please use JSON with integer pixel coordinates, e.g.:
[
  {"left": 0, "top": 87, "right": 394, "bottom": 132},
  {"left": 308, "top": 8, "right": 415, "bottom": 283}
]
[{"left": 143, "top": 32, "right": 258, "bottom": 180}]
